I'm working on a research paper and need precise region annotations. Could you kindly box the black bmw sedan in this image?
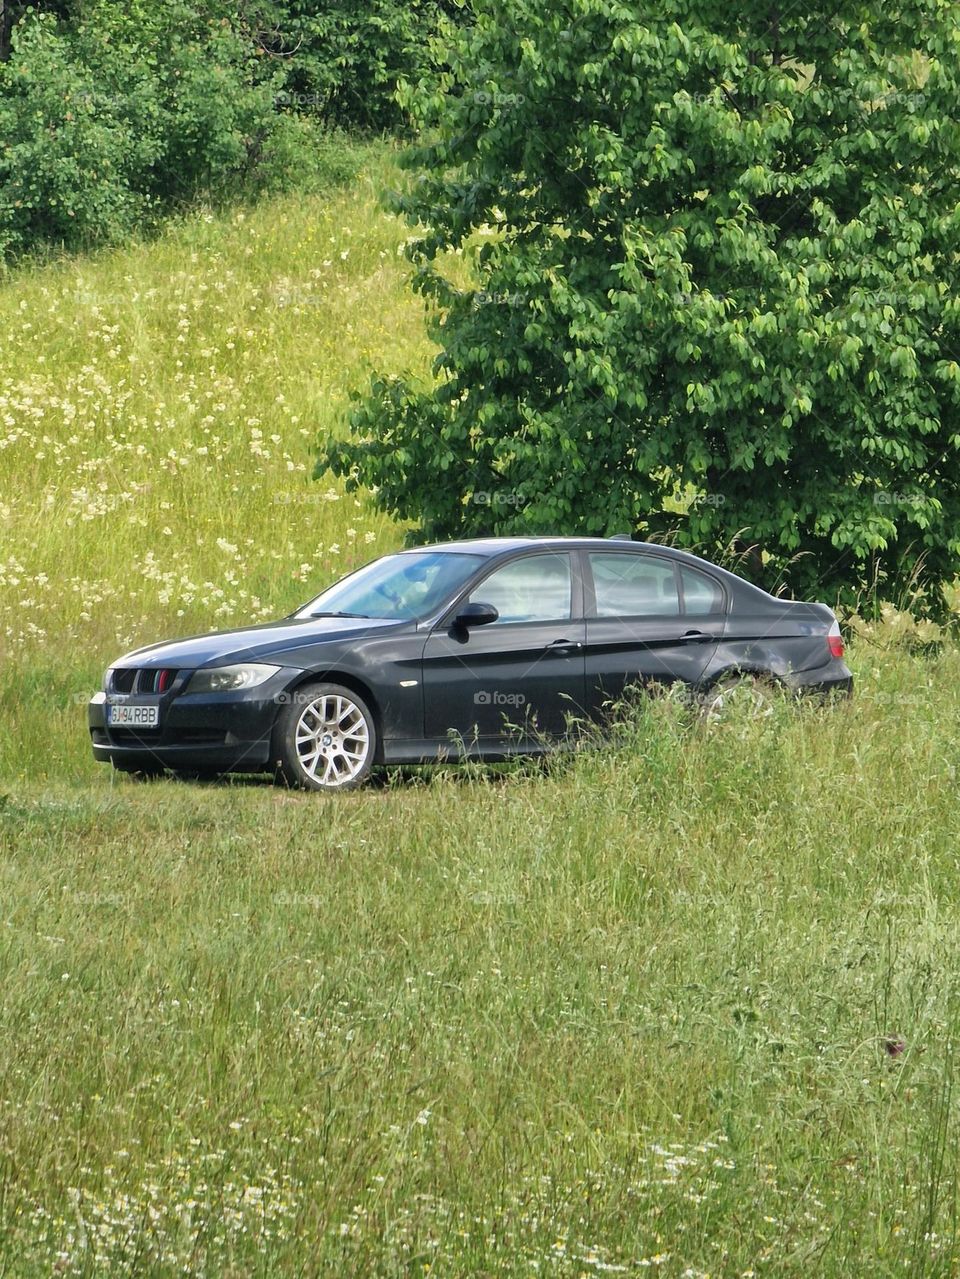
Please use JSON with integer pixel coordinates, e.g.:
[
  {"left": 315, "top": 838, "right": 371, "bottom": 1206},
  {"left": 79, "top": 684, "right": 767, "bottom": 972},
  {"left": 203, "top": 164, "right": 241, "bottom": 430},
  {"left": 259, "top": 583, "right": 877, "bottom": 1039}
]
[{"left": 88, "top": 536, "right": 853, "bottom": 791}]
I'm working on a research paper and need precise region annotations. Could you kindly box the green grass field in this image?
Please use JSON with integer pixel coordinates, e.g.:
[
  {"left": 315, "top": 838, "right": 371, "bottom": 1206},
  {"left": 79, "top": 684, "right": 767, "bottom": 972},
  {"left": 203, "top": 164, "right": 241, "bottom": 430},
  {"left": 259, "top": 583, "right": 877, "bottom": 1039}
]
[{"left": 2, "top": 143, "right": 960, "bottom": 1276}]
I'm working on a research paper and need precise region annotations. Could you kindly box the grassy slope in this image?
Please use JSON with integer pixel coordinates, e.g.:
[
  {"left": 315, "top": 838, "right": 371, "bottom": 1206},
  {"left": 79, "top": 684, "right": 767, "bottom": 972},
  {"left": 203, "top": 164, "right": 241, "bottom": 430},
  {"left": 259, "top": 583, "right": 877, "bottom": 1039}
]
[
  {"left": 1, "top": 145, "right": 960, "bottom": 1275},
  {"left": 0, "top": 140, "right": 430, "bottom": 782}
]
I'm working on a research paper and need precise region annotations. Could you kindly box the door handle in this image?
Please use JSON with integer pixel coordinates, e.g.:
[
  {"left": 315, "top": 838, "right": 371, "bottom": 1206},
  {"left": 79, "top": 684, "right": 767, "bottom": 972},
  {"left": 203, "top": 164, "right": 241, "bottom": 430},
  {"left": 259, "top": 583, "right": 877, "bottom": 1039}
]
[
  {"left": 546, "top": 639, "right": 583, "bottom": 653},
  {"left": 679, "top": 630, "right": 713, "bottom": 644}
]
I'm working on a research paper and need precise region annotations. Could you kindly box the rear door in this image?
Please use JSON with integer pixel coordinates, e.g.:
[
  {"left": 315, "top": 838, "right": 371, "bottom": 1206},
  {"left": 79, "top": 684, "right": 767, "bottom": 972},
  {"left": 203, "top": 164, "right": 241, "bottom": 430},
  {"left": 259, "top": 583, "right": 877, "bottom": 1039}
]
[
  {"left": 421, "top": 550, "right": 586, "bottom": 743},
  {"left": 582, "top": 551, "right": 725, "bottom": 717}
]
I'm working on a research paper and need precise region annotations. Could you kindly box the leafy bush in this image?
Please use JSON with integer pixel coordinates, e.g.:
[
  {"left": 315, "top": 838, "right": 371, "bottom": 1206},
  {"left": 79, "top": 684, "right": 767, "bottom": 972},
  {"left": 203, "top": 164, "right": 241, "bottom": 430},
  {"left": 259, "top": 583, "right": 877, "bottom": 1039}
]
[
  {"left": 0, "top": 14, "right": 154, "bottom": 257},
  {"left": 254, "top": 117, "right": 371, "bottom": 194},
  {"left": 272, "top": 0, "right": 463, "bottom": 132},
  {"left": 324, "top": 0, "right": 960, "bottom": 614},
  {"left": 0, "top": 0, "right": 370, "bottom": 259}
]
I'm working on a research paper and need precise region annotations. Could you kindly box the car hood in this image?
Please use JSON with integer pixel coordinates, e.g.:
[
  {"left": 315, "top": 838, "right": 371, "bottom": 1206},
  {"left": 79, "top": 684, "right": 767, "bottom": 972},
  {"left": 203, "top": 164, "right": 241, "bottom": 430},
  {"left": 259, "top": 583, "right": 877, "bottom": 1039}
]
[{"left": 112, "top": 615, "right": 408, "bottom": 670}]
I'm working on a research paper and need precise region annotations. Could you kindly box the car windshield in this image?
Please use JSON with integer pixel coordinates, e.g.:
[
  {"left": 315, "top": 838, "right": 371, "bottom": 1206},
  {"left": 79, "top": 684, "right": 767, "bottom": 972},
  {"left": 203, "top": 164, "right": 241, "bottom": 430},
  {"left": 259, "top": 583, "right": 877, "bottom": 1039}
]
[{"left": 295, "top": 551, "right": 486, "bottom": 622}]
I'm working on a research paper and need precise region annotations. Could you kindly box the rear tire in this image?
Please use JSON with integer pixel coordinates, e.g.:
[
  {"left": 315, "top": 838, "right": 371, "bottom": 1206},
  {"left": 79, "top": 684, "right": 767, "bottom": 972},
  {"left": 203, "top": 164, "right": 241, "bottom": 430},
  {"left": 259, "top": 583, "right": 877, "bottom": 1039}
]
[
  {"left": 700, "top": 675, "right": 777, "bottom": 721},
  {"left": 273, "top": 682, "right": 377, "bottom": 792}
]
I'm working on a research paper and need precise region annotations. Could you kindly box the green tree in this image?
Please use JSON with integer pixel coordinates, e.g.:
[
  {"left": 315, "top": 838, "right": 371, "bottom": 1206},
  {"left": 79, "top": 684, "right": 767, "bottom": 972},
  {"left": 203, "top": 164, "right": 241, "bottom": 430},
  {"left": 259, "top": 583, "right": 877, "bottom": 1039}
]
[
  {"left": 323, "top": 0, "right": 960, "bottom": 610},
  {"left": 0, "top": 0, "right": 462, "bottom": 257},
  {"left": 239, "top": 0, "right": 466, "bottom": 132},
  {"left": 0, "top": 0, "right": 74, "bottom": 62},
  {"left": 0, "top": 1, "right": 296, "bottom": 258}
]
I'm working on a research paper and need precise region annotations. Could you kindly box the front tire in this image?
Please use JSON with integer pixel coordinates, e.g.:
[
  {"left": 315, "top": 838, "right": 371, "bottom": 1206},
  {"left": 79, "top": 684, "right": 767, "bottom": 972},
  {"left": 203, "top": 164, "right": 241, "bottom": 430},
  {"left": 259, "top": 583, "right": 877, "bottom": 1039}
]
[{"left": 273, "top": 682, "right": 377, "bottom": 792}]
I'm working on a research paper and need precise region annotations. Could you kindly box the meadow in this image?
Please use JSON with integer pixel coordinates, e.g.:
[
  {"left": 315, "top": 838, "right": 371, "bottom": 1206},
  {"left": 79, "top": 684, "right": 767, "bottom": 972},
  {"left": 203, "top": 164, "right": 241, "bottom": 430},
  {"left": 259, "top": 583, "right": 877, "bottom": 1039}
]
[{"left": 1, "top": 142, "right": 960, "bottom": 1275}]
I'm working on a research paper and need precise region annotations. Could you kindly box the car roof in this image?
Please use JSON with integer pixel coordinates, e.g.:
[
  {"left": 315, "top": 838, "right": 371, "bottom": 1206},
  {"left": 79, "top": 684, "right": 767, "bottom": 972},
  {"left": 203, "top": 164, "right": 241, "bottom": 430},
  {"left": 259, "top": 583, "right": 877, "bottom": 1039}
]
[
  {"left": 400, "top": 536, "right": 779, "bottom": 602},
  {"left": 403, "top": 534, "right": 722, "bottom": 567},
  {"left": 405, "top": 535, "right": 681, "bottom": 555}
]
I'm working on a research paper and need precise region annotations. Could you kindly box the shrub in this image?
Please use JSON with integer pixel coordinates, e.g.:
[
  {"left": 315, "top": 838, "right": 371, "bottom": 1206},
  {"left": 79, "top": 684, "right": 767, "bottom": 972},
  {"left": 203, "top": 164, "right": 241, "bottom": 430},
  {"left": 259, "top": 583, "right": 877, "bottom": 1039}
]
[
  {"left": 0, "top": 14, "right": 154, "bottom": 256},
  {"left": 0, "top": 0, "right": 363, "bottom": 258},
  {"left": 274, "top": 0, "right": 465, "bottom": 132}
]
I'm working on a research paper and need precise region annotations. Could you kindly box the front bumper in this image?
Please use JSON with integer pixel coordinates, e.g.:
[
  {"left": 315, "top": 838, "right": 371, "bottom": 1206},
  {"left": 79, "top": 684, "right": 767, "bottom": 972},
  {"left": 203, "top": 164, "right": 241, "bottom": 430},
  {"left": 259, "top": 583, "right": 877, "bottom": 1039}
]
[{"left": 88, "top": 669, "right": 302, "bottom": 773}]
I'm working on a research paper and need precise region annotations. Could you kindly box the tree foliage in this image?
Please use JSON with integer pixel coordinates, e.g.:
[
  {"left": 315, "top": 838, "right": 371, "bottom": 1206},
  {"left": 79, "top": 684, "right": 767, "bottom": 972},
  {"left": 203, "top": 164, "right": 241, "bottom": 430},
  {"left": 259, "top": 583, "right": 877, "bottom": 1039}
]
[
  {"left": 0, "top": 0, "right": 460, "bottom": 258},
  {"left": 324, "top": 0, "right": 960, "bottom": 610},
  {"left": 270, "top": 0, "right": 466, "bottom": 132}
]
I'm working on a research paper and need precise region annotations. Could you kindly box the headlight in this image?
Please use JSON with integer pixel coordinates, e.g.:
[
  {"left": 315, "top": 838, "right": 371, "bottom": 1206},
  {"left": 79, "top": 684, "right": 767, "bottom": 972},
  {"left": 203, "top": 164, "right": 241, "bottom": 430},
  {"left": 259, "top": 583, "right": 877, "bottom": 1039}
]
[{"left": 187, "top": 663, "right": 281, "bottom": 693}]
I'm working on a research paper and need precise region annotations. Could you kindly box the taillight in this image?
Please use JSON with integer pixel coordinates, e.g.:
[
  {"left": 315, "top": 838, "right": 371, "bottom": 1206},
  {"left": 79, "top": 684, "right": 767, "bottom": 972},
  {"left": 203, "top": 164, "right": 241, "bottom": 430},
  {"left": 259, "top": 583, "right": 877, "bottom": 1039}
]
[{"left": 827, "top": 620, "right": 844, "bottom": 659}]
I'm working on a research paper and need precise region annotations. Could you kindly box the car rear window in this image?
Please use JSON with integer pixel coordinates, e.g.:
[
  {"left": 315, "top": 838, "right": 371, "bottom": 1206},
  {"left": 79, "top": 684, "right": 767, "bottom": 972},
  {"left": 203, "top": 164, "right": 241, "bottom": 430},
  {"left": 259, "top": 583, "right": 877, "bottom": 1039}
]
[
  {"left": 680, "top": 566, "right": 725, "bottom": 615},
  {"left": 588, "top": 554, "right": 680, "bottom": 617}
]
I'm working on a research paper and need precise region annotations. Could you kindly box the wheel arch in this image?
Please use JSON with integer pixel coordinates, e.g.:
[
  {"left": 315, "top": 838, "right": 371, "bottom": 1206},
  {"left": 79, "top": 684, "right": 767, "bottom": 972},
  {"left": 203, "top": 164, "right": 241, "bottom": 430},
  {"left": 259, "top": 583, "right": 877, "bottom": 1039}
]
[
  {"left": 699, "top": 664, "right": 786, "bottom": 694},
  {"left": 273, "top": 669, "right": 386, "bottom": 764}
]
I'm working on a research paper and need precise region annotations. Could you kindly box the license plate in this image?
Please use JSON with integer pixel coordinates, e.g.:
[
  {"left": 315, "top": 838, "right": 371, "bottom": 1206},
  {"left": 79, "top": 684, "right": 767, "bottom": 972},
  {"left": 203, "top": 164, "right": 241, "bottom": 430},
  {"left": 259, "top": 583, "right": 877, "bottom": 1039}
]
[{"left": 107, "top": 703, "right": 159, "bottom": 729}]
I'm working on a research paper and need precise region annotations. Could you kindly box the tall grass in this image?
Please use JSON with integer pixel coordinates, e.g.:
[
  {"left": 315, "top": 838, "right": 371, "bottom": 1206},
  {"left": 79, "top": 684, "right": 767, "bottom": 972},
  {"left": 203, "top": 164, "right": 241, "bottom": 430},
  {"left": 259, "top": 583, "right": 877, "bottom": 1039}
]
[
  {"left": 1, "top": 141, "right": 960, "bottom": 1275},
  {"left": 2, "top": 658, "right": 960, "bottom": 1274},
  {"left": 0, "top": 139, "right": 426, "bottom": 674}
]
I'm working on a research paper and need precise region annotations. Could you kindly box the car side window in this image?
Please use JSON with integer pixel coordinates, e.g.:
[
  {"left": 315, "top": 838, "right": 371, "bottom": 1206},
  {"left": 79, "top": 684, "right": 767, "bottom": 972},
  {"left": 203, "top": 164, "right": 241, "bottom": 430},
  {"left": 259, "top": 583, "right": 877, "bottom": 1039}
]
[
  {"left": 588, "top": 554, "right": 679, "bottom": 617},
  {"left": 468, "top": 553, "right": 572, "bottom": 624},
  {"left": 680, "top": 566, "right": 724, "bottom": 616}
]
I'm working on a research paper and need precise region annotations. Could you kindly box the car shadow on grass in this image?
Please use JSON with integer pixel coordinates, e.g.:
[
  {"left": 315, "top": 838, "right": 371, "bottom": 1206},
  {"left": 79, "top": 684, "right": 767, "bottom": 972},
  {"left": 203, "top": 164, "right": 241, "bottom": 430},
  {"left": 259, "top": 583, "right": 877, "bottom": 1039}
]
[{"left": 126, "top": 756, "right": 560, "bottom": 794}]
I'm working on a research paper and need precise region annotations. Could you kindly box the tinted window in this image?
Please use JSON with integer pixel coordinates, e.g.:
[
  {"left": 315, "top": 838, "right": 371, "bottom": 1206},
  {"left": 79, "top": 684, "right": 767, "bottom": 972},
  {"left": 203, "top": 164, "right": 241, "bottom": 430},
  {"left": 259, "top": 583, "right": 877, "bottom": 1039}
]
[
  {"left": 589, "top": 554, "right": 679, "bottom": 617},
  {"left": 681, "top": 566, "right": 724, "bottom": 616},
  {"left": 469, "top": 553, "right": 572, "bottom": 624},
  {"left": 297, "top": 551, "right": 486, "bottom": 621}
]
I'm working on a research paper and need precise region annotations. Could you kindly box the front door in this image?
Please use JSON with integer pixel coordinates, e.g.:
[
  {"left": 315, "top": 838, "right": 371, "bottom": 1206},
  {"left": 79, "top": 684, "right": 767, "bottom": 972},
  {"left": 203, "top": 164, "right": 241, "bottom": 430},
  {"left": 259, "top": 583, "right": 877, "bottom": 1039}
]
[{"left": 422, "top": 551, "right": 586, "bottom": 744}]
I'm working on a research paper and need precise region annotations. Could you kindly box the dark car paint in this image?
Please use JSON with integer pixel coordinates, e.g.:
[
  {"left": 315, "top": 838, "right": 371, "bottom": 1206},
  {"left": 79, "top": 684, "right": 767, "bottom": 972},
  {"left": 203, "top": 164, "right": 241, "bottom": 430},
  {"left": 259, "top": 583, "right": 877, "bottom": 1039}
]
[
  {"left": 422, "top": 616, "right": 588, "bottom": 740},
  {"left": 112, "top": 613, "right": 405, "bottom": 669},
  {"left": 88, "top": 536, "right": 854, "bottom": 774}
]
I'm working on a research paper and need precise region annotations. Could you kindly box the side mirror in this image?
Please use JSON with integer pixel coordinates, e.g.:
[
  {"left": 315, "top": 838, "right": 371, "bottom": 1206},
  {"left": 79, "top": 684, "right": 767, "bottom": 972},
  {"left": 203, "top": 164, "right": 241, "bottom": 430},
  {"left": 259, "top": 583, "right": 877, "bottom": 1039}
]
[{"left": 453, "top": 601, "right": 499, "bottom": 629}]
